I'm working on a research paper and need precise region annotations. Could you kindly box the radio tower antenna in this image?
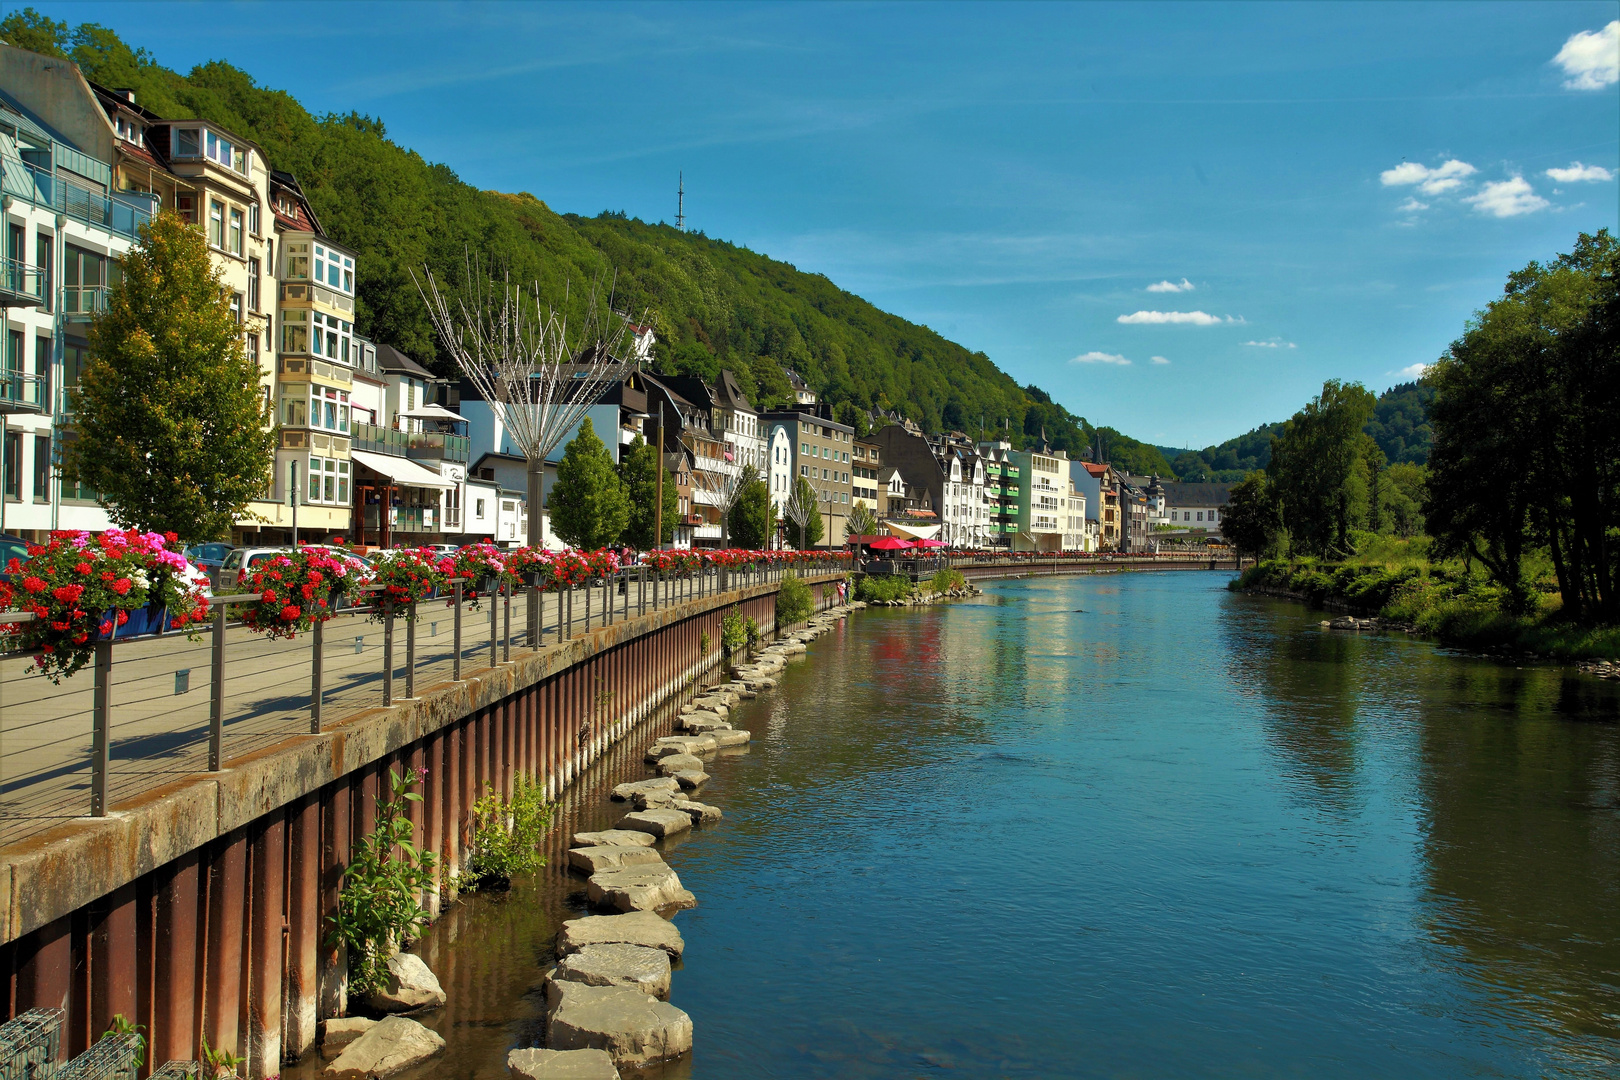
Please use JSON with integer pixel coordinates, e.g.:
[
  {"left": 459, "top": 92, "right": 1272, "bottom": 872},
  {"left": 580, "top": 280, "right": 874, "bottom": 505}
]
[{"left": 676, "top": 171, "right": 685, "bottom": 232}]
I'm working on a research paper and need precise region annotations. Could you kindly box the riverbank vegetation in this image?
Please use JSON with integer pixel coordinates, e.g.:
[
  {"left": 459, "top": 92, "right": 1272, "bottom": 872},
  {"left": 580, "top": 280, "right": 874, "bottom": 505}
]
[{"left": 1228, "top": 230, "right": 1618, "bottom": 660}]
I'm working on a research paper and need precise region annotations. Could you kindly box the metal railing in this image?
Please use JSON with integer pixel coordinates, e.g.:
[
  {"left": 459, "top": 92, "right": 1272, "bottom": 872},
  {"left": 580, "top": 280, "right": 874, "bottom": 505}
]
[
  {"left": 0, "top": 370, "right": 46, "bottom": 412},
  {"left": 351, "top": 421, "right": 408, "bottom": 456},
  {"left": 61, "top": 285, "right": 110, "bottom": 322},
  {"left": 0, "top": 158, "right": 154, "bottom": 239},
  {"left": 0, "top": 557, "right": 847, "bottom": 845},
  {"left": 406, "top": 430, "right": 470, "bottom": 463},
  {"left": 0, "top": 256, "right": 43, "bottom": 304}
]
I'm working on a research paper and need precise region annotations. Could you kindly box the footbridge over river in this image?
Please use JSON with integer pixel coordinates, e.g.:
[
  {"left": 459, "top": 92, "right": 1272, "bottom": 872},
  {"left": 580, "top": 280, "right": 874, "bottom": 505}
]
[{"left": 0, "top": 551, "right": 1234, "bottom": 1076}]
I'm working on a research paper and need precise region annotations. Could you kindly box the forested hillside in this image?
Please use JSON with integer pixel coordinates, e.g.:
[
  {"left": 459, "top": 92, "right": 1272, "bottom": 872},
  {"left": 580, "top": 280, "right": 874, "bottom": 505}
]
[
  {"left": 1169, "top": 381, "right": 1433, "bottom": 481},
  {"left": 3, "top": 10, "right": 1184, "bottom": 471}
]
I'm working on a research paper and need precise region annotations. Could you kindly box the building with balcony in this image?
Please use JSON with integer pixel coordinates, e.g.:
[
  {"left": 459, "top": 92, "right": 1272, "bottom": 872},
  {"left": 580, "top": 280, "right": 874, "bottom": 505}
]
[
  {"left": 851, "top": 437, "right": 882, "bottom": 510},
  {"left": 760, "top": 403, "right": 855, "bottom": 546},
  {"left": 1011, "top": 447, "right": 1069, "bottom": 552}
]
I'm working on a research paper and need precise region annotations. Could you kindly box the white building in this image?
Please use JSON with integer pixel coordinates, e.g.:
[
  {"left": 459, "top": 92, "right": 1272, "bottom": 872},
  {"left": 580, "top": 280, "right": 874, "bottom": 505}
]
[
  {"left": 1061, "top": 479, "right": 1090, "bottom": 551},
  {"left": 939, "top": 451, "right": 988, "bottom": 548},
  {"left": 766, "top": 421, "right": 794, "bottom": 544}
]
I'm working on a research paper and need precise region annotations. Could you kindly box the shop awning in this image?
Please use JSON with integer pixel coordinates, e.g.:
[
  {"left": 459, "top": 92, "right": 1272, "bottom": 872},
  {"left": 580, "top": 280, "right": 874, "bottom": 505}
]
[
  {"left": 399, "top": 404, "right": 465, "bottom": 423},
  {"left": 884, "top": 521, "right": 942, "bottom": 540},
  {"left": 351, "top": 449, "right": 457, "bottom": 489}
]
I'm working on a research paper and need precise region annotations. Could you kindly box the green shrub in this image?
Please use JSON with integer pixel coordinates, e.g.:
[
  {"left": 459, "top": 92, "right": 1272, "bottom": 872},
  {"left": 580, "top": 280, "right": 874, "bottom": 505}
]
[
  {"left": 856, "top": 574, "right": 911, "bottom": 603},
  {"left": 928, "top": 568, "right": 966, "bottom": 594},
  {"left": 466, "top": 776, "right": 553, "bottom": 887},
  {"left": 745, "top": 616, "right": 761, "bottom": 653},
  {"left": 328, "top": 767, "right": 438, "bottom": 996},
  {"left": 720, "top": 604, "right": 748, "bottom": 658},
  {"left": 777, "top": 573, "right": 814, "bottom": 625}
]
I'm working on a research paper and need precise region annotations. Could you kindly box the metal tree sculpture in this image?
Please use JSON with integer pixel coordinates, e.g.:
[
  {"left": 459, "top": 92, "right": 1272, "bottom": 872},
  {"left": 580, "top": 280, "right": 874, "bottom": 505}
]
[
  {"left": 694, "top": 462, "right": 758, "bottom": 549},
  {"left": 416, "top": 259, "right": 647, "bottom": 546}
]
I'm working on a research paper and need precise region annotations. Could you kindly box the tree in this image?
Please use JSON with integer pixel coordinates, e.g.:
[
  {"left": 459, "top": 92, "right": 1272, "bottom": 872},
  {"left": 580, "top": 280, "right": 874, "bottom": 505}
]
[
  {"left": 61, "top": 211, "right": 276, "bottom": 542},
  {"left": 1427, "top": 230, "right": 1618, "bottom": 620},
  {"left": 1381, "top": 463, "right": 1427, "bottom": 539},
  {"left": 1267, "top": 379, "right": 1378, "bottom": 558},
  {"left": 783, "top": 476, "right": 823, "bottom": 549},
  {"left": 617, "top": 435, "right": 678, "bottom": 549},
  {"left": 728, "top": 466, "right": 773, "bottom": 549},
  {"left": 1221, "top": 473, "right": 1283, "bottom": 560},
  {"left": 547, "top": 417, "right": 628, "bottom": 550},
  {"left": 846, "top": 499, "right": 880, "bottom": 538}
]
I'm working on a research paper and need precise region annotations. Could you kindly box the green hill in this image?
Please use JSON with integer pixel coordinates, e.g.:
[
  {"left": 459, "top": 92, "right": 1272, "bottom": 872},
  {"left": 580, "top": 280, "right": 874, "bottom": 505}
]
[
  {"left": 1169, "top": 381, "right": 1434, "bottom": 482},
  {"left": 3, "top": 9, "right": 1180, "bottom": 478}
]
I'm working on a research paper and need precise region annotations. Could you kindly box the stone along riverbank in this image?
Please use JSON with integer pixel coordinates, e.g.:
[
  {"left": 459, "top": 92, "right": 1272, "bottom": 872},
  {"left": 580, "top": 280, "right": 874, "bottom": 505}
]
[{"left": 289, "top": 604, "right": 863, "bottom": 1080}]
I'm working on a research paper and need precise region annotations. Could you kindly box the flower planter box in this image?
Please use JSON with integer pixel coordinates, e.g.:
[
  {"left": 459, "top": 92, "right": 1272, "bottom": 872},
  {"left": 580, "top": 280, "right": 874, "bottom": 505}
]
[{"left": 102, "top": 603, "right": 167, "bottom": 640}]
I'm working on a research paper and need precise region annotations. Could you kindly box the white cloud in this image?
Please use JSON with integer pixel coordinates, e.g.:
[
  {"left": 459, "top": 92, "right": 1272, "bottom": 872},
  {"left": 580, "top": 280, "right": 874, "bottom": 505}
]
[
  {"left": 1464, "top": 176, "right": 1549, "bottom": 218},
  {"left": 1545, "top": 161, "right": 1614, "bottom": 183},
  {"left": 1380, "top": 158, "right": 1478, "bottom": 195},
  {"left": 1150, "top": 355, "right": 1170, "bottom": 365},
  {"left": 1116, "top": 310, "right": 1238, "bottom": 325},
  {"left": 1397, "top": 196, "right": 1429, "bottom": 213},
  {"left": 1241, "top": 338, "right": 1297, "bottom": 349},
  {"left": 1071, "top": 351, "right": 1132, "bottom": 365},
  {"left": 1397, "top": 363, "right": 1431, "bottom": 380},
  {"left": 1554, "top": 21, "right": 1619, "bottom": 90},
  {"left": 1146, "top": 278, "right": 1194, "bottom": 293}
]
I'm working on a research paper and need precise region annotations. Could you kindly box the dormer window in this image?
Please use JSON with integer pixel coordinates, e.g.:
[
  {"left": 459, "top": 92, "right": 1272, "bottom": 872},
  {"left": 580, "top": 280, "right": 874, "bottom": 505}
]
[{"left": 114, "top": 115, "right": 143, "bottom": 146}]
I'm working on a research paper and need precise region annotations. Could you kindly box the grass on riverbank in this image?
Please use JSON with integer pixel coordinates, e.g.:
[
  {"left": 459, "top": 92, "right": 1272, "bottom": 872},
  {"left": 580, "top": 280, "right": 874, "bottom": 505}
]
[{"left": 1233, "top": 535, "right": 1620, "bottom": 660}]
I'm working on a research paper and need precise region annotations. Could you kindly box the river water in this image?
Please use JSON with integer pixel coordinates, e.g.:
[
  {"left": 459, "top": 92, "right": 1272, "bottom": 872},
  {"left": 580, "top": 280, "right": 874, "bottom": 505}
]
[{"left": 353, "top": 570, "right": 1620, "bottom": 1079}]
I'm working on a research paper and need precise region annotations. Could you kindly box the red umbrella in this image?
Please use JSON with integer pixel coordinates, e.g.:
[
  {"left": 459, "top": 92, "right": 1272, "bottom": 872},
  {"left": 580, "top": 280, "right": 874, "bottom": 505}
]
[
  {"left": 913, "top": 537, "right": 945, "bottom": 548},
  {"left": 869, "top": 536, "right": 915, "bottom": 551}
]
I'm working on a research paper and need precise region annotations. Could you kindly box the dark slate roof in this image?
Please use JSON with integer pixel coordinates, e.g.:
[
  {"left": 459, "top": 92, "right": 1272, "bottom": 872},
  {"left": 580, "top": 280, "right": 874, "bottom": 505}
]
[
  {"left": 1161, "top": 481, "right": 1236, "bottom": 506},
  {"left": 375, "top": 344, "right": 435, "bottom": 379},
  {"left": 714, "top": 368, "right": 753, "bottom": 412}
]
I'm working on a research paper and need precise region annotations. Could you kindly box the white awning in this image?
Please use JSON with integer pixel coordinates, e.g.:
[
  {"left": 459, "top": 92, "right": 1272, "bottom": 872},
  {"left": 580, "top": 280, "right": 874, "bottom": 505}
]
[
  {"left": 885, "top": 521, "right": 942, "bottom": 540},
  {"left": 351, "top": 449, "right": 456, "bottom": 489},
  {"left": 398, "top": 404, "right": 465, "bottom": 422}
]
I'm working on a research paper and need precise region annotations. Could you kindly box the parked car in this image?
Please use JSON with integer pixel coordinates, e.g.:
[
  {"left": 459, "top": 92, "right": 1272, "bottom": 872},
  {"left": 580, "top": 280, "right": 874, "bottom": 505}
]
[
  {"left": 0, "top": 532, "right": 28, "bottom": 587},
  {"left": 184, "top": 542, "right": 235, "bottom": 588},
  {"left": 425, "top": 543, "right": 460, "bottom": 555},
  {"left": 218, "top": 546, "right": 295, "bottom": 590}
]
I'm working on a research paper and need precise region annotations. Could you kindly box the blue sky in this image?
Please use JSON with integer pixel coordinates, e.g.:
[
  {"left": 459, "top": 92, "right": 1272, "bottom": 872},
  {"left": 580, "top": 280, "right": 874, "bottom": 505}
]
[{"left": 34, "top": 1, "right": 1620, "bottom": 448}]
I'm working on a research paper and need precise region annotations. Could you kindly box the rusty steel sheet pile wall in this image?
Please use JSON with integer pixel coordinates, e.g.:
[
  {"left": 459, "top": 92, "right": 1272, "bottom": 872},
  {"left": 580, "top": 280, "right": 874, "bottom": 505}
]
[{"left": 0, "top": 575, "right": 841, "bottom": 1076}]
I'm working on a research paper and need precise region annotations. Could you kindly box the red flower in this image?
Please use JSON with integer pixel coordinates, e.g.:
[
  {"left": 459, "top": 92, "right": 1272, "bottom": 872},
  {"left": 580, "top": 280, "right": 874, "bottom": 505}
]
[
  {"left": 164, "top": 531, "right": 178, "bottom": 544},
  {"left": 99, "top": 620, "right": 113, "bottom": 635},
  {"left": 300, "top": 584, "right": 314, "bottom": 600},
  {"left": 261, "top": 590, "right": 278, "bottom": 604},
  {"left": 111, "top": 578, "right": 132, "bottom": 596},
  {"left": 281, "top": 604, "right": 301, "bottom": 622},
  {"left": 115, "top": 611, "right": 129, "bottom": 626},
  {"left": 74, "top": 562, "right": 92, "bottom": 575},
  {"left": 22, "top": 576, "right": 46, "bottom": 594},
  {"left": 72, "top": 632, "right": 88, "bottom": 644},
  {"left": 52, "top": 584, "right": 85, "bottom": 604}
]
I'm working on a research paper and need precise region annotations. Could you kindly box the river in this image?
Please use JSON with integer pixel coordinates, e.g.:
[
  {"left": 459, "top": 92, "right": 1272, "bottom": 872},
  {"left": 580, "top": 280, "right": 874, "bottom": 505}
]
[{"left": 332, "top": 569, "right": 1620, "bottom": 1079}]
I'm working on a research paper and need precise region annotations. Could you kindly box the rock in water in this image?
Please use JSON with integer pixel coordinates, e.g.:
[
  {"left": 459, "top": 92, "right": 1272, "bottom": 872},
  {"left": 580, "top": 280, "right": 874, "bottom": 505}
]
[
  {"left": 545, "top": 982, "right": 693, "bottom": 1067},
  {"left": 508, "top": 1047, "right": 622, "bottom": 1079},
  {"left": 363, "top": 952, "right": 446, "bottom": 1013},
  {"left": 655, "top": 753, "right": 705, "bottom": 777},
  {"left": 617, "top": 808, "right": 693, "bottom": 837},
  {"left": 610, "top": 777, "right": 679, "bottom": 801},
  {"left": 674, "top": 800, "right": 723, "bottom": 826},
  {"left": 568, "top": 845, "right": 667, "bottom": 874},
  {"left": 320, "top": 1017, "right": 377, "bottom": 1059},
  {"left": 587, "top": 864, "right": 696, "bottom": 913},
  {"left": 710, "top": 728, "right": 750, "bottom": 748},
  {"left": 572, "top": 830, "right": 656, "bottom": 849},
  {"left": 671, "top": 769, "right": 709, "bottom": 791},
  {"left": 552, "top": 942, "right": 672, "bottom": 999},
  {"left": 556, "top": 911, "right": 685, "bottom": 959},
  {"left": 322, "top": 1015, "right": 444, "bottom": 1079}
]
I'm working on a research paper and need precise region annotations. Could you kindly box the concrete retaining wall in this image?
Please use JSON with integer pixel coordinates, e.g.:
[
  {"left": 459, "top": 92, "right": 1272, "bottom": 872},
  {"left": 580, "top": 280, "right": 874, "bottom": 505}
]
[{"left": 0, "top": 573, "right": 844, "bottom": 1075}]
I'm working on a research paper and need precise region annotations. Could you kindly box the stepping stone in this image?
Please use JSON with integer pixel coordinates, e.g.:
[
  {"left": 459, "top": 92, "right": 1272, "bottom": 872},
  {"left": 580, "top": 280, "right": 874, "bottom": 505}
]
[
  {"left": 572, "top": 830, "right": 656, "bottom": 849},
  {"left": 678, "top": 715, "right": 730, "bottom": 735},
  {"left": 632, "top": 788, "right": 682, "bottom": 810},
  {"left": 508, "top": 1047, "right": 621, "bottom": 1080},
  {"left": 545, "top": 983, "right": 693, "bottom": 1067},
  {"left": 671, "top": 770, "right": 708, "bottom": 791},
  {"left": 711, "top": 729, "right": 750, "bottom": 748},
  {"left": 741, "top": 677, "right": 777, "bottom": 690},
  {"left": 644, "top": 743, "right": 695, "bottom": 763},
  {"left": 674, "top": 801, "right": 723, "bottom": 826},
  {"left": 552, "top": 943, "right": 672, "bottom": 999},
  {"left": 568, "top": 845, "right": 667, "bottom": 875},
  {"left": 611, "top": 777, "right": 679, "bottom": 802},
  {"left": 587, "top": 863, "right": 695, "bottom": 912},
  {"left": 556, "top": 910, "right": 685, "bottom": 959},
  {"left": 617, "top": 808, "right": 692, "bottom": 838},
  {"left": 323, "top": 1015, "right": 444, "bottom": 1079},
  {"left": 657, "top": 733, "right": 718, "bottom": 753},
  {"left": 655, "top": 753, "right": 705, "bottom": 777}
]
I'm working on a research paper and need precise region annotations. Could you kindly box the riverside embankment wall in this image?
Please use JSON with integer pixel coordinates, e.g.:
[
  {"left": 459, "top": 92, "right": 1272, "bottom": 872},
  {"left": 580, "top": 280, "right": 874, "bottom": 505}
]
[
  {"left": 0, "top": 573, "right": 844, "bottom": 1076},
  {"left": 954, "top": 554, "right": 1244, "bottom": 582}
]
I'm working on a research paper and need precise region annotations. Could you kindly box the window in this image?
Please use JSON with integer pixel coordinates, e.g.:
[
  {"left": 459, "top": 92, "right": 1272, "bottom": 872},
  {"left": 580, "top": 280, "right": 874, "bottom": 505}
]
[
  {"left": 2, "top": 430, "right": 18, "bottom": 499},
  {"left": 208, "top": 201, "right": 224, "bottom": 248},
  {"left": 246, "top": 333, "right": 259, "bottom": 368},
  {"left": 33, "top": 434, "right": 49, "bottom": 502},
  {"left": 175, "top": 193, "right": 196, "bottom": 224},
  {"left": 285, "top": 242, "right": 309, "bottom": 281},
  {"left": 1196, "top": 511, "right": 1203, "bottom": 522},
  {"left": 248, "top": 258, "right": 260, "bottom": 311},
  {"left": 35, "top": 231, "right": 50, "bottom": 310},
  {"left": 281, "top": 309, "right": 308, "bottom": 353},
  {"left": 228, "top": 207, "right": 243, "bottom": 255},
  {"left": 284, "top": 393, "right": 307, "bottom": 426},
  {"left": 176, "top": 128, "right": 200, "bottom": 157},
  {"left": 476, "top": 498, "right": 486, "bottom": 518},
  {"left": 35, "top": 335, "right": 50, "bottom": 402},
  {"left": 248, "top": 202, "right": 260, "bottom": 235},
  {"left": 800, "top": 464, "right": 808, "bottom": 476},
  {"left": 229, "top": 293, "right": 243, "bottom": 324}
]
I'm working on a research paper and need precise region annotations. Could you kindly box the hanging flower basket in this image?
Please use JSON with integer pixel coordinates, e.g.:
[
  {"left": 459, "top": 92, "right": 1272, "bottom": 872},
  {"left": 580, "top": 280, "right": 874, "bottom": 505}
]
[
  {"left": 2, "top": 529, "right": 210, "bottom": 682},
  {"left": 368, "top": 548, "right": 452, "bottom": 620},
  {"left": 448, "top": 542, "right": 510, "bottom": 607},
  {"left": 240, "top": 546, "right": 367, "bottom": 640}
]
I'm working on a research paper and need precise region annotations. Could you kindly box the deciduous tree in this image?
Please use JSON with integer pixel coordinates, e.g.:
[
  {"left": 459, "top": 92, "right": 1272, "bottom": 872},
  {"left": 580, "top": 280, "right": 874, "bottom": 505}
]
[
  {"left": 617, "top": 435, "right": 677, "bottom": 549},
  {"left": 63, "top": 211, "right": 276, "bottom": 542},
  {"left": 1267, "top": 379, "right": 1377, "bottom": 558},
  {"left": 548, "top": 417, "right": 628, "bottom": 550},
  {"left": 727, "top": 466, "right": 773, "bottom": 550}
]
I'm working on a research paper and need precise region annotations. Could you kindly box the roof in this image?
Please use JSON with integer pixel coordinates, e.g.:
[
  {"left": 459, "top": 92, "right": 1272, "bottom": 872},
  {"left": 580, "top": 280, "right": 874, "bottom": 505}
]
[
  {"left": 1081, "top": 462, "right": 1110, "bottom": 478},
  {"left": 270, "top": 170, "right": 324, "bottom": 235},
  {"left": 374, "top": 344, "right": 435, "bottom": 380},
  {"left": 714, "top": 369, "right": 754, "bottom": 413},
  {"left": 1161, "top": 481, "right": 1236, "bottom": 507}
]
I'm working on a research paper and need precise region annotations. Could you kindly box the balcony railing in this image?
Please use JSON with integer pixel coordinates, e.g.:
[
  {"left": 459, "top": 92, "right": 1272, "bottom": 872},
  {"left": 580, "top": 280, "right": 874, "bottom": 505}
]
[
  {"left": 352, "top": 421, "right": 408, "bottom": 457},
  {"left": 278, "top": 356, "right": 352, "bottom": 384},
  {"left": 0, "top": 257, "right": 44, "bottom": 307},
  {"left": 363, "top": 505, "right": 437, "bottom": 532},
  {"left": 0, "top": 370, "right": 47, "bottom": 413},
  {"left": 279, "top": 281, "right": 355, "bottom": 314},
  {"left": 0, "top": 158, "right": 154, "bottom": 239},
  {"left": 406, "top": 431, "right": 470, "bottom": 464},
  {"left": 62, "top": 285, "right": 110, "bottom": 322}
]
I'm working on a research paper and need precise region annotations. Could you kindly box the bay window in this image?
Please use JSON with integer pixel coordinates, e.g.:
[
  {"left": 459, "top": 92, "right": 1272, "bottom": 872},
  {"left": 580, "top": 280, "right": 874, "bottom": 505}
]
[{"left": 280, "top": 309, "right": 308, "bottom": 353}]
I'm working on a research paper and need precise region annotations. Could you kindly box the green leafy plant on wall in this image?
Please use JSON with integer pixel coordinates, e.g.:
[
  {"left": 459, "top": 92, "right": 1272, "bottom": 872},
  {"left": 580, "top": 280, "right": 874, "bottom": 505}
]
[
  {"left": 777, "top": 573, "right": 814, "bottom": 626},
  {"left": 465, "top": 777, "right": 553, "bottom": 888}
]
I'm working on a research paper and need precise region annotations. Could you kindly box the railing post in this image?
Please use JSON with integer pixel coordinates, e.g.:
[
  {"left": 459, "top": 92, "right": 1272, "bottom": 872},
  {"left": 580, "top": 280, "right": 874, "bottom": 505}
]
[
  {"left": 453, "top": 580, "right": 463, "bottom": 680},
  {"left": 405, "top": 602, "right": 417, "bottom": 699},
  {"left": 527, "top": 577, "right": 540, "bottom": 649},
  {"left": 209, "top": 604, "right": 226, "bottom": 771},
  {"left": 639, "top": 565, "right": 646, "bottom": 616},
  {"left": 90, "top": 639, "right": 112, "bottom": 816},
  {"left": 585, "top": 581, "right": 592, "bottom": 630},
  {"left": 310, "top": 617, "right": 324, "bottom": 733},
  {"left": 607, "top": 573, "right": 615, "bottom": 627},
  {"left": 383, "top": 604, "right": 395, "bottom": 706},
  {"left": 554, "top": 582, "right": 563, "bottom": 644},
  {"left": 502, "top": 582, "right": 512, "bottom": 662},
  {"left": 488, "top": 583, "right": 498, "bottom": 667},
  {"left": 566, "top": 584, "right": 574, "bottom": 639}
]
